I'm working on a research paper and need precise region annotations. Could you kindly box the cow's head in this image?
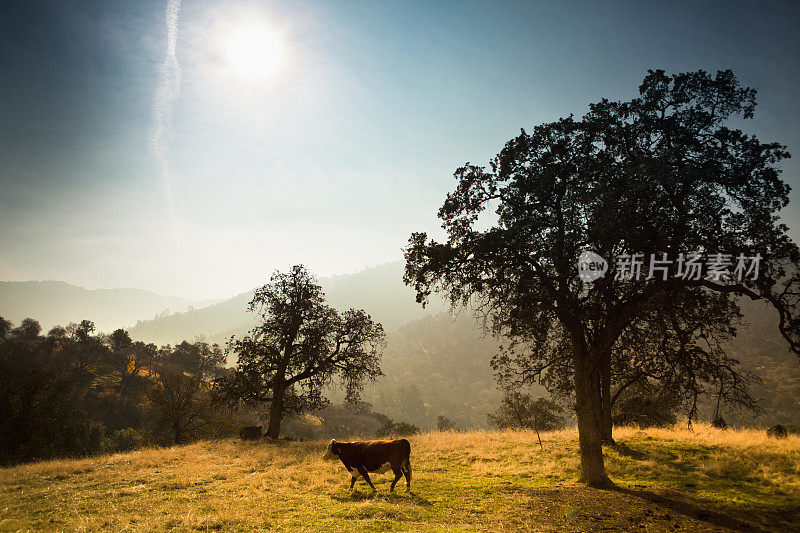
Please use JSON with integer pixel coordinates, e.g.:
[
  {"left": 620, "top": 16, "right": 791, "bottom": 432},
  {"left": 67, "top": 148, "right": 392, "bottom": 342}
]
[{"left": 322, "top": 439, "right": 339, "bottom": 460}]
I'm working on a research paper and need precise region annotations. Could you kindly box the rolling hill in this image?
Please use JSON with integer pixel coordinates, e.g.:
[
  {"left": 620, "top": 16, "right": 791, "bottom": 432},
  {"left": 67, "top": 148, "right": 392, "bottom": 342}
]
[
  {"left": 0, "top": 281, "right": 215, "bottom": 333},
  {"left": 126, "top": 262, "right": 448, "bottom": 346}
]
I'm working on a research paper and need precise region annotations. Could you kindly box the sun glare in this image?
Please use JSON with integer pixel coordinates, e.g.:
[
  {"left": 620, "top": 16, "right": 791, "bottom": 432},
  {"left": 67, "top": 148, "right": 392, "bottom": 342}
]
[{"left": 227, "top": 24, "right": 282, "bottom": 81}]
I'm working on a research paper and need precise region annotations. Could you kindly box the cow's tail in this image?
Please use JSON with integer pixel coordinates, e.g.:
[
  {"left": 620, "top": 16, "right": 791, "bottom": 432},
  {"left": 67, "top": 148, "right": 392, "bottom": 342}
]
[{"left": 401, "top": 438, "right": 412, "bottom": 480}]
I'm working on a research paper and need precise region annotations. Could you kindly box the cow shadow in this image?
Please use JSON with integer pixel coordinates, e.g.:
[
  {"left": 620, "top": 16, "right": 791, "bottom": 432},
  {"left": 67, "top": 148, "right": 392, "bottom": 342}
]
[
  {"left": 332, "top": 490, "right": 432, "bottom": 506},
  {"left": 330, "top": 491, "right": 374, "bottom": 502}
]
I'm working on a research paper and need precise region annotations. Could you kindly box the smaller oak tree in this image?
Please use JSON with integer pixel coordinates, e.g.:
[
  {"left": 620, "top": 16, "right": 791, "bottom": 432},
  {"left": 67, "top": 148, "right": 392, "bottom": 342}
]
[
  {"left": 221, "top": 265, "right": 385, "bottom": 439},
  {"left": 488, "top": 392, "right": 566, "bottom": 448}
]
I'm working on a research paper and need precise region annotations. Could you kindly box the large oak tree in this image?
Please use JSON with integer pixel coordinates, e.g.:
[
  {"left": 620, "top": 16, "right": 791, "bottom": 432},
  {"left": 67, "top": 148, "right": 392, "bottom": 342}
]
[
  {"left": 492, "top": 281, "right": 762, "bottom": 443},
  {"left": 405, "top": 70, "right": 800, "bottom": 486}
]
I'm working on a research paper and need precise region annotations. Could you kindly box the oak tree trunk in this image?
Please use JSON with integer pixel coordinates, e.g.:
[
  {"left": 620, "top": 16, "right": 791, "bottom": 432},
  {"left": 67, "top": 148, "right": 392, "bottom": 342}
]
[
  {"left": 573, "top": 348, "right": 613, "bottom": 487},
  {"left": 600, "top": 350, "right": 615, "bottom": 445},
  {"left": 266, "top": 382, "right": 286, "bottom": 439}
]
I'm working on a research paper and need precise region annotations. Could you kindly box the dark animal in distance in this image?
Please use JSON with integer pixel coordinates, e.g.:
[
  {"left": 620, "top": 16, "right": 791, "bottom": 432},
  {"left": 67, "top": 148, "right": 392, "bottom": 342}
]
[
  {"left": 711, "top": 416, "right": 727, "bottom": 429},
  {"left": 239, "top": 426, "right": 262, "bottom": 441},
  {"left": 767, "top": 424, "right": 788, "bottom": 439},
  {"left": 323, "top": 438, "right": 412, "bottom": 492}
]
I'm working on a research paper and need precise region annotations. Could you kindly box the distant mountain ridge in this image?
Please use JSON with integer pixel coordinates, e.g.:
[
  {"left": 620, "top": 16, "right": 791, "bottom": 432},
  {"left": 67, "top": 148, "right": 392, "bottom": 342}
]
[
  {"left": 127, "top": 261, "right": 447, "bottom": 346},
  {"left": 0, "top": 280, "right": 216, "bottom": 333}
]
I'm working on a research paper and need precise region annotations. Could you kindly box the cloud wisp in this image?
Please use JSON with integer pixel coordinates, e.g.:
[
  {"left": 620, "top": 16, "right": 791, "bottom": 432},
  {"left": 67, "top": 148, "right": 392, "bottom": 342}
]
[{"left": 150, "top": 0, "right": 183, "bottom": 224}]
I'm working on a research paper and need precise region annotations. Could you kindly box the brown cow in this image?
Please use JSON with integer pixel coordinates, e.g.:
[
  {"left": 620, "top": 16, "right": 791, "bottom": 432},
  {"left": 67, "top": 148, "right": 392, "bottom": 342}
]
[{"left": 322, "top": 438, "right": 412, "bottom": 492}]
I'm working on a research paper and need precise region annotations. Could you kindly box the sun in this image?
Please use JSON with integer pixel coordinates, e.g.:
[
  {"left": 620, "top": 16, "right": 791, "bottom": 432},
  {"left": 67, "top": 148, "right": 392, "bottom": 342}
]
[{"left": 226, "top": 24, "right": 282, "bottom": 81}]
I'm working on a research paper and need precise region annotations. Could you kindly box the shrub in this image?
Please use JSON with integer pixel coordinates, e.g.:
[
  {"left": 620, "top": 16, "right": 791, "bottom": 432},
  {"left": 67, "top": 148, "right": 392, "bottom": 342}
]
[
  {"left": 612, "top": 384, "right": 679, "bottom": 428},
  {"left": 437, "top": 415, "right": 457, "bottom": 431},
  {"left": 106, "top": 428, "right": 147, "bottom": 453},
  {"left": 488, "top": 393, "right": 566, "bottom": 431},
  {"left": 376, "top": 419, "right": 419, "bottom": 438}
]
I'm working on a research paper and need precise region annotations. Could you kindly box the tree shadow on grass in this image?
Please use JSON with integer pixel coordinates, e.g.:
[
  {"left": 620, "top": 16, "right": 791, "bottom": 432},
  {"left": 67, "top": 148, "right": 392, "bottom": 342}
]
[
  {"left": 597, "top": 440, "right": 800, "bottom": 531},
  {"left": 608, "top": 439, "right": 794, "bottom": 496},
  {"left": 518, "top": 483, "right": 799, "bottom": 532},
  {"left": 609, "top": 442, "right": 648, "bottom": 460},
  {"left": 609, "top": 486, "right": 798, "bottom": 533}
]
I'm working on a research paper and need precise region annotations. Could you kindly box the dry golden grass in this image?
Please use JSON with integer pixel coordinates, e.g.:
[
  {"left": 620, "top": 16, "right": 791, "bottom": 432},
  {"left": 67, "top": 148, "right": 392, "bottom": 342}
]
[{"left": 0, "top": 424, "right": 798, "bottom": 531}]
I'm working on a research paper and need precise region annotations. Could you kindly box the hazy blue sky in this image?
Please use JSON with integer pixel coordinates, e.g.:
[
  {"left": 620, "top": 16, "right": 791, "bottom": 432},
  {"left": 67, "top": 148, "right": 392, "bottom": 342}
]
[{"left": 1, "top": 0, "right": 798, "bottom": 299}]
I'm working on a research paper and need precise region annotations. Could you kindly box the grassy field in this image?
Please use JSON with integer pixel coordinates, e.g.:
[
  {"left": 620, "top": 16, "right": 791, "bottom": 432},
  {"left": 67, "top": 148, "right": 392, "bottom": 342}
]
[{"left": 1, "top": 425, "right": 799, "bottom": 532}]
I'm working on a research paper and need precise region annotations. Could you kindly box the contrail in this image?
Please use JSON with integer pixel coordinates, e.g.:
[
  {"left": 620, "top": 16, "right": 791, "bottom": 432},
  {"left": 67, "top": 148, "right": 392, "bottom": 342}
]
[{"left": 150, "top": 0, "right": 183, "bottom": 223}]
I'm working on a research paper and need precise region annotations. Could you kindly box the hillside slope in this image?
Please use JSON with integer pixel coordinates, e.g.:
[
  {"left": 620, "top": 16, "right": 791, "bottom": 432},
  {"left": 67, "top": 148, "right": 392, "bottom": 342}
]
[
  {"left": 363, "top": 313, "right": 507, "bottom": 428},
  {"left": 1, "top": 426, "right": 798, "bottom": 532},
  {"left": 724, "top": 298, "right": 800, "bottom": 428},
  {"left": 0, "top": 281, "right": 213, "bottom": 333},
  {"left": 127, "top": 261, "right": 447, "bottom": 345}
]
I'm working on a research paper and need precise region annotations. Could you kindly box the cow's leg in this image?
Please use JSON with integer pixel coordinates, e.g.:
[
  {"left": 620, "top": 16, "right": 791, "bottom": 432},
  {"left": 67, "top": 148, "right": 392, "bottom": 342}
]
[
  {"left": 390, "top": 467, "right": 403, "bottom": 492},
  {"left": 349, "top": 476, "right": 357, "bottom": 490},
  {"left": 356, "top": 466, "right": 376, "bottom": 492},
  {"left": 403, "top": 459, "right": 412, "bottom": 492}
]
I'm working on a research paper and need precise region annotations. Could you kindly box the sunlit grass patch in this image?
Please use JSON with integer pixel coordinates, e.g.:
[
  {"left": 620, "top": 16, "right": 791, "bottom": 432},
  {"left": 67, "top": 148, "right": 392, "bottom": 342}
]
[
  {"left": 0, "top": 425, "right": 798, "bottom": 531},
  {"left": 605, "top": 424, "right": 800, "bottom": 508}
]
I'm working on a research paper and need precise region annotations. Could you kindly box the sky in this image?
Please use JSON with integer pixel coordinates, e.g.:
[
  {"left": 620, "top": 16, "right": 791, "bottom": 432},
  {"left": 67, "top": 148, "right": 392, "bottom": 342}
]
[{"left": 1, "top": 0, "right": 799, "bottom": 300}]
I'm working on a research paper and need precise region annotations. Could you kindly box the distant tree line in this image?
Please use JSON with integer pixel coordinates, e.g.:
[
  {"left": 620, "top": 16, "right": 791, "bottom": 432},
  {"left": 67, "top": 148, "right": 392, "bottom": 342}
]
[
  {"left": 0, "top": 266, "right": 421, "bottom": 465},
  {"left": 0, "top": 315, "right": 239, "bottom": 465}
]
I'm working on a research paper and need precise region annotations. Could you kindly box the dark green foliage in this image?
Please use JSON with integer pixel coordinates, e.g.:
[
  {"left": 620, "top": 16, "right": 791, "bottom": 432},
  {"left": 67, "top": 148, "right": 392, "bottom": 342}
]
[
  {"left": 437, "top": 415, "right": 457, "bottom": 431},
  {"left": 0, "top": 339, "right": 104, "bottom": 464},
  {"left": 106, "top": 428, "right": 148, "bottom": 452},
  {"left": 317, "top": 403, "right": 389, "bottom": 439},
  {"left": 47, "top": 325, "right": 67, "bottom": 339},
  {"left": 146, "top": 339, "right": 229, "bottom": 444},
  {"left": 281, "top": 402, "right": 403, "bottom": 440},
  {"left": 11, "top": 318, "right": 41, "bottom": 340},
  {"left": 162, "top": 340, "right": 225, "bottom": 379},
  {"left": 147, "top": 370, "right": 213, "bottom": 444},
  {"left": 612, "top": 384, "right": 679, "bottom": 428},
  {"left": 0, "top": 316, "right": 12, "bottom": 339},
  {"left": 0, "top": 316, "right": 232, "bottom": 464},
  {"left": 376, "top": 419, "right": 419, "bottom": 438},
  {"left": 13, "top": 410, "right": 105, "bottom": 463}
]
